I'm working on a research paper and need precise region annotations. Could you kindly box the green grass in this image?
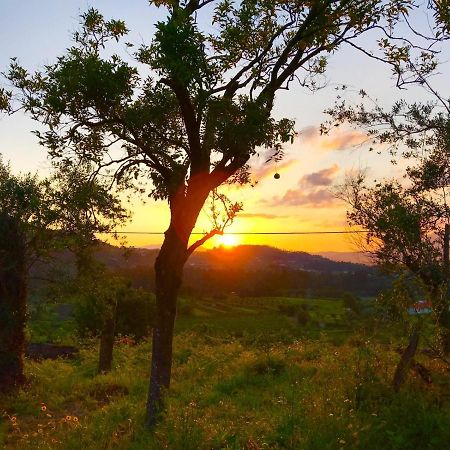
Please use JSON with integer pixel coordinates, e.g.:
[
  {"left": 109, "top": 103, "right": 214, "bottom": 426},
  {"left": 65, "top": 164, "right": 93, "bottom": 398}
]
[{"left": 1, "top": 296, "right": 449, "bottom": 449}]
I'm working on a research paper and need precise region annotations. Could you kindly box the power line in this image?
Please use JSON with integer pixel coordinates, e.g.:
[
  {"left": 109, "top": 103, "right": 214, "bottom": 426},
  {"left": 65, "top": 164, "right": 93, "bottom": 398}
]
[{"left": 100, "top": 230, "right": 369, "bottom": 235}]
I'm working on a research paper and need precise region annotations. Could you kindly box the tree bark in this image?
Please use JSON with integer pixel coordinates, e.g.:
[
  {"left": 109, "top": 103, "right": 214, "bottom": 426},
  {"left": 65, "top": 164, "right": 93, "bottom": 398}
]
[
  {"left": 145, "top": 226, "right": 188, "bottom": 427},
  {"left": 393, "top": 323, "right": 421, "bottom": 392},
  {"left": 0, "top": 214, "right": 27, "bottom": 392},
  {"left": 98, "top": 298, "right": 117, "bottom": 374}
]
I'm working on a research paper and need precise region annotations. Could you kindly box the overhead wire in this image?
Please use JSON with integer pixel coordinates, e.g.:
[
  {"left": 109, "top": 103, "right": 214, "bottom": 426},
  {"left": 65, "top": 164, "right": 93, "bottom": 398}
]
[{"left": 100, "top": 230, "right": 369, "bottom": 235}]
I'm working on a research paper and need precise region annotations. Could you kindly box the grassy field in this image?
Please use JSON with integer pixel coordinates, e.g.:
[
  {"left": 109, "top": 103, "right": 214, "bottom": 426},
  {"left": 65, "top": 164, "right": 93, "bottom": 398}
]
[{"left": 1, "top": 296, "right": 449, "bottom": 449}]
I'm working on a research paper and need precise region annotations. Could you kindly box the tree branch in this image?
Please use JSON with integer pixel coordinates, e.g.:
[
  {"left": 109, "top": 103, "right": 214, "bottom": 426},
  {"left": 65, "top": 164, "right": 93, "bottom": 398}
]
[{"left": 186, "top": 228, "right": 222, "bottom": 256}]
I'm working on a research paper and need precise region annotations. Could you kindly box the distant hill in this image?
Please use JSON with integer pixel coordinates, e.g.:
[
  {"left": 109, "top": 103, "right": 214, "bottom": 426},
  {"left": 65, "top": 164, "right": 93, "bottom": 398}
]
[
  {"left": 315, "top": 251, "right": 373, "bottom": 265},
  {"left": 186, "top": 245, "right": 367, "bottom": 273},
  {"left": 87, "top": 244, "right": 370, "bottom": 273},
  {"left": 32, "top": 244, "right": 372, "bottom": 275}
]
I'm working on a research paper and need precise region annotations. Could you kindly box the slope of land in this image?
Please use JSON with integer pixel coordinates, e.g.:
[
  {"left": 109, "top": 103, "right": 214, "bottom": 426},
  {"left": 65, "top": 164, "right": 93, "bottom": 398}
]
[{"left": 1, "top": 296, "right": 449, "bottom": 449}]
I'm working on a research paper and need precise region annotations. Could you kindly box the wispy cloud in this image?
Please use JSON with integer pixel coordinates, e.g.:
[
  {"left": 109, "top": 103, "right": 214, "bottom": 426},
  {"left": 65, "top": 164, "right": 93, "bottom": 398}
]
[{"left": 239, "top": 212, "right": 286, "bottom": 219}]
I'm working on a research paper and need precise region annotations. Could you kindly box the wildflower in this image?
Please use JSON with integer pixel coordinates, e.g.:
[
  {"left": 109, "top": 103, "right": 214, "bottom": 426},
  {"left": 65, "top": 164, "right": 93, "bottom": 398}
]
[
  {"left": 10, "top": 416, "right": 17, "bottom": 423},
  {"left": 41, "top": 405, "right": 47, "bottom": 412},
  {"left": 73, "top": 416, "right": 79, "bottom": 423},
  {"left": 66, "top": 415, "right": 72, "bottom": 421}
]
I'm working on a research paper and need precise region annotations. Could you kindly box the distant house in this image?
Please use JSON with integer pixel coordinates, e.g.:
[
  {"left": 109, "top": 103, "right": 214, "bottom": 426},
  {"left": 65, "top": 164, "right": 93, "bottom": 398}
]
[{"left": 408, "top": 300, "right": 432, "bottom": 315}]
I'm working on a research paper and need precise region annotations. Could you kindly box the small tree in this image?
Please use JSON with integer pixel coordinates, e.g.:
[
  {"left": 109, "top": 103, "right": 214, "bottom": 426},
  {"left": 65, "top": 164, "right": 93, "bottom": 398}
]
[
  {"left": 327, "top": 36, "right": 450, "bottom": 354},
  {"left": 326, "top": 2, "right": 449, "bottom": 359},
  {"left": 49, "top": 162, "right": 129, "bottom": 373},
  {"left": 3, "top": 1, "right": 440, "bottom": 424},
  {"left": 336, "top": 173, "right": 450, "bottom": 386}
]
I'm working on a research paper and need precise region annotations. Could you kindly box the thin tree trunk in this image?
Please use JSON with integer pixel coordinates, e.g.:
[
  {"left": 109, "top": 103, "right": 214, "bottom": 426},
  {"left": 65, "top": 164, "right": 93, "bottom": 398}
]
[
  {"left": 98, "top": 299, "right": 117, "bottom": 374},
  {"left": 440, "top": 224, "right": 450, "bottom": 354},
  {"left": 437, "top": 310, "right": 450, "bottom": 355},
  {"left": 0, "top": 214, "right": 27, "bottom": 392},
  {"left": 393, "top": 323, "right": 421, "bottom": 392},
  {"left": 146, "top": 227, "right": 187, "bottom": 428}
]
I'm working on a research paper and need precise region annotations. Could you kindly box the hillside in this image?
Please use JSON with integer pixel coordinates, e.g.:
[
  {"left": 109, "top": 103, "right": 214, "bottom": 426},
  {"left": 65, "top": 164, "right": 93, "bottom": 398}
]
[
  {"left": 3, "top": 295, "right": 449, "bottom": 449},
  {"left": 30, "top": 244, "right": 385, "bottom": 298}
]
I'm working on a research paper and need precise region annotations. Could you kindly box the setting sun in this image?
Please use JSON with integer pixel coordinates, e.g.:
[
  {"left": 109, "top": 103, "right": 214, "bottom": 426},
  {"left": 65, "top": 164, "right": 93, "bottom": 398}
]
[{"left": 217, "top": 233, "right": 240, "bottom": 248}]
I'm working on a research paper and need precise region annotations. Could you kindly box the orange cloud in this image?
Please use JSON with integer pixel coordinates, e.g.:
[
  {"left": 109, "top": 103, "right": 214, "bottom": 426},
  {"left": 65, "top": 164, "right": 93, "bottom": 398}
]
[
  {"left": 299, "top": 164, "right": 340, "bottom": 187},
  {"left": 274, "top": 188, "right": 338, "bottom": 207},
  {"left": 299, "top": 126, "right": 367, "bottom": 152}
]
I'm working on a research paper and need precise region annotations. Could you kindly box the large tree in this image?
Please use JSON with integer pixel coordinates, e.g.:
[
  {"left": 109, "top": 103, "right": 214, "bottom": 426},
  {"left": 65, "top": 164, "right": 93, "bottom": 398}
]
[{"left": 2, "top": 0, "right": 437, "bottom": 425}]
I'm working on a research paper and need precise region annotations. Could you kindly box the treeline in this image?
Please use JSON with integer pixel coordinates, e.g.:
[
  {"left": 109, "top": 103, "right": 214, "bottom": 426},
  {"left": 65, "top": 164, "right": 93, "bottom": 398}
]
[{"left": 113, "top": 264, "right": 390, "bottom": 299}]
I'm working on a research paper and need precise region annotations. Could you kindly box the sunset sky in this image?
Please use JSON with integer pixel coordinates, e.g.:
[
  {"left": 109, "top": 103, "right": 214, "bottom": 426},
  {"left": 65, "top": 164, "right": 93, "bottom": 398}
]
[{"left": 1, "top": 1, "right": 449, "bottom": 253}]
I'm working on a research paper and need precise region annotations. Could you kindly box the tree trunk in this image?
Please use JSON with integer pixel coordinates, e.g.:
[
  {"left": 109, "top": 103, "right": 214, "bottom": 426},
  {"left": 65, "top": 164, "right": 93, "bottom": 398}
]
[
  {"left": 98, "top": 299, "right": 117, "bottom": 374},
  {"left": 437, "top": 309, "right": 450, "bottom": 355},
  {"left": 441, "top": 223, "right": 450, "bottom": 354},
  {"left": 393, "top": 323, "right": 421, "bottom": 392},
  {"left": 144, "top": 178, "right": 215, "bottom": 427},
  {"left": 0, "top": 214, "right": 27, "bottom": 392},
  {"left": 145, "top": 226, "right": 187, "bottom": 428}
]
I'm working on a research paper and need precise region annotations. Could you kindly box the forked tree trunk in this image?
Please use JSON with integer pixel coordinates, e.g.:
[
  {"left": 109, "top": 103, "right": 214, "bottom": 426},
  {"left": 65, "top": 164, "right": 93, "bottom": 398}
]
[
  {"left": 98, "top": 299, "right": 118, "bottom": 374},
  {"left": 0, "top": 214, "right": 27, "bottom": 392},
  {"left": 393, "top": 323, "right": 421, "bottom": 392}
]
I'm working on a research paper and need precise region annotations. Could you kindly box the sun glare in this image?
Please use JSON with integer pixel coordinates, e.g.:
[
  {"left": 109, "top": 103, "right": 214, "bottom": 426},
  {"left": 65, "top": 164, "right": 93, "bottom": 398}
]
[{"left": 218, "top": 234, "right": 239, "bottom": 248}]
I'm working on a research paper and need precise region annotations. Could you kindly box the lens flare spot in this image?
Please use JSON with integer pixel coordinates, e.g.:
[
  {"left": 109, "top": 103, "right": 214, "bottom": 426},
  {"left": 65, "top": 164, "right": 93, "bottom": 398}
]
[{"left": 218, "top": 234, "right": 239, "bottom": 248}]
